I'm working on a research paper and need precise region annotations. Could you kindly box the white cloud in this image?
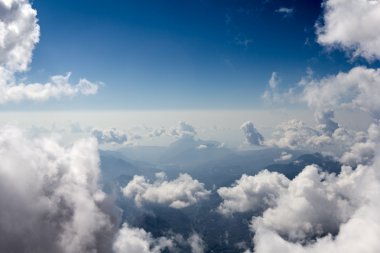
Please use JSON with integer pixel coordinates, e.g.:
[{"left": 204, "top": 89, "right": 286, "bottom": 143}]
[
  {"left": 317, "top": 0, "right": 380, "bottom": 61},
  {"left": 217, "top": 170, "right": 289, "bottom": 216},
  {"left": 251, "top": 165, "right": 360, "bottom": 242},
  {"left": 240, "top": 121, "right": 264, "bottom": 146},
  {"left": 167, "top": 121, "right": 197, "bottom": 138},
  {"left": 265, "top": 119, "right": 331, "bottom": 150},
  {"left": 233, "top": 122, "right": 380, "bottom": 252},
  {"left": 0, "top": 0, "right": 99, "bottom": 104},
  {"left": 122, "top": 172, "right": 210, "bottom": 209},
  {"left": 91, "top": 127, "right": 128, "bottom": 145},
  {"left": 340, "top": 123, "right": 380, "bottom": 166},
  {"left": 275, "top": 152, "right": 293, "bottom": 162},
  {"left": 0, "top": 0, "right": 39, "bottom": 72},
  {"left": 275, "top": 7, "right": 294, "bottom": 17},
  {"left": 0, "top": 72, "right": 99, "bottom": 103},
  {"left": 0, "top": 125, "right": 114, "bottom": 252},
  {"left": 262, "top": 72, "right": 296, "bottom": 104},
  {"left": 187, "top": 233, "right": 205, "bottom": 253},
  {"left": 252, "top": 159, "right": 380, "bottom": 253},
  {"left": 303, "top": 66, "right": 380, "bottom": 120},
  {"left": 113, "top": 223, "right": 173, "bottom": 253}
]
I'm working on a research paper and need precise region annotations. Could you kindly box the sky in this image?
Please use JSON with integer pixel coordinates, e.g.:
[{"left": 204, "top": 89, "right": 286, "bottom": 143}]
[
  {"left": 3, "top": 0, "right": 377, "bottom": 110},
  {"left": 2, "top": 1, "right": 380, "bottom": 253}
]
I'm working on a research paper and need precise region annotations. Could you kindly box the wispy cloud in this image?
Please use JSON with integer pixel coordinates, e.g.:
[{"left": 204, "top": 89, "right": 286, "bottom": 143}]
[{"left": 275, "top": 7, "right": 294, "bottom": 18}]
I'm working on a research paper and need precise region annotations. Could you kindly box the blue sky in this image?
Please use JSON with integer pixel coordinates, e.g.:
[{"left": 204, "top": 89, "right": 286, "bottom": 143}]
[{"left": 5, "top": 0, "right": 377, "bottom": 110}]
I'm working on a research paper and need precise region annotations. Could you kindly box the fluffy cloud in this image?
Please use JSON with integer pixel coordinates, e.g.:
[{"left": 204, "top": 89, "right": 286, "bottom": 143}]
[
  {"left": 187, "top": 233, "right": 205, "bottom": 253},
  {"left": 303, "top": 66, "right": 380, "bottom": 119},
  {"left": 229, "top": 123, "right": 380, "bottom": 252},
  {"left": 252, "top": 159, "right": 380, "bottom": 253},
  {"left": 167, "top": 121, "right": 197, "bottom": 138},
  {"left": 251, "top": 165, "right": 359, "bottom": 242},
  {"left": 241, "top": 121, "right": 264, "bottom": 146},
  {"left": 217, "top": 170, "right": 289, "bottom": 216},
  {"left": 91, "top": 127, "right": 128, "bottom": 145},
  {"left": 265, "top": 119, "right": 331, "bottom": 150},
  {"left": 122, "top": 172, "right": 210, "bottom": 209},
  {"left": 317, "top": 0, "right": 380, "bottom": 61},
  {"left": 113, "top": 223, "right": 173, "bottom": 253},
  {"left": 0, "top": 72, "right": 99, "bottom": 103},
  {"left": 0, "top": 0, "right": 39, "bottom": 72},
  {"left": 0, "top": 125, "right": 115, "bottom": 252},
  {"left": 340, "top": 123, "right": 380, "bottom": 166},
  {"left": 0, "top": 0, "right": 99, "bottom": 103},
  {"left": 275, "top": 152, "right": 293, "bottom": 162}
]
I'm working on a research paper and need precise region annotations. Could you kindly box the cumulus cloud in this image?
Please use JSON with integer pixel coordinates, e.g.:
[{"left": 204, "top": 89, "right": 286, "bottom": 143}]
[
  {"left": 265, "top": 119, "right": 331, "bottom": 150},
  {"left": 241, "top": 121, "right": 264, "bottom": 146},
  {"left": 229, "top": 122, "right": 380, "bottom": 252},
  {"left": 0, "top": 0, "right": 39, "bottom": 72},
  {"left": 251, "top": 165, "right": 360, "bottom": 242},
  {"left": 167, "top": 121, "right": 197, "bottom": 138},
  {"left": 340, "top": 123, "right": 380, "bottom": 166},
  {"left": 0, "top": 125, "right": 115, "bottom": 253},
  {"left": 122, "top": 172, "right": 210, "bottom": 209},
  {"left": 217, "top": 170, "right": 289, "bottom": 216},
  {"left": 113, "top": 223, "right": 173, "bottom": 253},
  {"left": 91, "top": 127, "right": 128, "bottom": 145},
  {"left": 303, "top": 66, "right": 380, "bottom": 120},
  {"left": 251, "top": 158, "right": 380, "bottom": 253},
  {"left": 0, "top": 72, "right": 99, "bottom": 103},
  {"left": 0, "top": 0, "right": 99, "bottom": 104},
  {"left": 317, "top": 0, "right": 380, "bottom": 61}
]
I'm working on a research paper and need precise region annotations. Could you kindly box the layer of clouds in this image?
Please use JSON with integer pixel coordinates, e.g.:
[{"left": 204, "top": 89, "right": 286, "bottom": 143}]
[
  {"left": 0, "top": 0, "right": 99, "bottom": 104},
  {"left": 217, "top": 170, "right": 289, "bottom": 216},
  {"left": 240, "top": 121, "right": 264, "bottom": 146},
  {"left": 122, "top": 172, "right": 210, "bottom": 209},
  {"left": 0, "top": 125, "right": 115, "bottom": 253},
  {"left": 317, "top": 0, "right": 380, "bottom": 61}
]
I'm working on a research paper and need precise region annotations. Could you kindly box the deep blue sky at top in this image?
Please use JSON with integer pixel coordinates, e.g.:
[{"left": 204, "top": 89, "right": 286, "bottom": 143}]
[{"left": 17, "top": 0, "right": 372, "bottom": 110}]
